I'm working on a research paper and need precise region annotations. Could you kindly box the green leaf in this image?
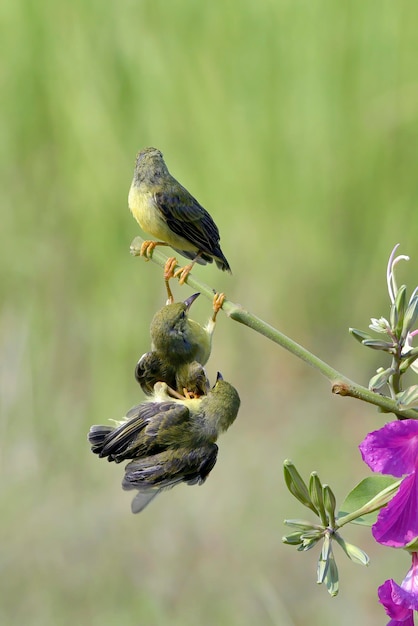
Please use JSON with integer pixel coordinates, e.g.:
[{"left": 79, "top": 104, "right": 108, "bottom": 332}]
[{"left": 338, "top": 476, "right": 399, "bottom": 526}]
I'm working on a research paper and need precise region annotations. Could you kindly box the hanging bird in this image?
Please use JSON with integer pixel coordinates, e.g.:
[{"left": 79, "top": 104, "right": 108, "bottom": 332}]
[
  {"left": 128, "top": 147, "right": 231, "bottom": 284},
  {"left": 135, "top": 291, "right": 224, "bottom": 396},
  {"left": 88, "top": 373, "right": 241, "bottom": 513}
]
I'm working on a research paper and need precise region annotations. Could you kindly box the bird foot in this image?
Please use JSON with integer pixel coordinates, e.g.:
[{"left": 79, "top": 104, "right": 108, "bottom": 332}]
[
  {"left": 164, "top": 257, "right": 178, "bottom": 280},
  {"left": 166, "top": 386, "right": 186, "bottom": 400},
  {"left": 182, "top": 388, "right": 199, "bottom": 400},
  {"left": 164, "top": 257, "right": 179, "bottom": 304},
  {"left": 173, "top": 263, "right": 194, "bottom": 285},
  {"left": 140, "top": 240, "right": 159, "bottom": 260},
  {"left": 212, "top": 292, "right": 225, "bottom": 321}
]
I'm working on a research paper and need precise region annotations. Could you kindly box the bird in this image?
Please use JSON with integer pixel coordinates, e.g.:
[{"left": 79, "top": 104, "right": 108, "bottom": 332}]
[
  {"left": 135, "top": 354, "right": 210, "bottom": 399},
  {"left": 88, "top": 373, "right": 241, "bottom": 513},
  {"left": 135, "top": 291, "right": 224, "bottom": 397},
  {"left": 128, "top": 147, "right": 231, "bottom": 284}
]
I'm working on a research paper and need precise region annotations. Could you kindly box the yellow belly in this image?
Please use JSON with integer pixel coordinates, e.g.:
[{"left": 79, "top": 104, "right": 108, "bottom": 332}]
[{"left": 128, "top": 185, "right": 198, "bottom": 252}]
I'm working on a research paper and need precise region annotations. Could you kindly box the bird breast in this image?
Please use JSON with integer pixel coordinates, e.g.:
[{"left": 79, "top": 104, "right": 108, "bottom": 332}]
[{"left": 129, "top": 185, "right": 199, "bottom": 252}]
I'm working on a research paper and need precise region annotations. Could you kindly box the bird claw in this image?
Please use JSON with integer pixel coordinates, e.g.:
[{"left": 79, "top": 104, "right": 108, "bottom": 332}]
[
  {"left": 164, "top": 257, "right": 178, "bottom": 303},
  {"left": 140, "top": 240, "right": 158, "bottom": 260},
  {"left": 166, "top": 385, "right": 186, "bottom": 400},
  {"left": 212, "top": 292, "right": 225, "bottom": 321},
  {"left": 173, "top": 263, "right": 193, "bottom": 285},
  {"left": 164, "top": 257, "right": 178, "bottom": 279},
  {"left": 182, "top": 388, "right": 199, "bottom": 400}
]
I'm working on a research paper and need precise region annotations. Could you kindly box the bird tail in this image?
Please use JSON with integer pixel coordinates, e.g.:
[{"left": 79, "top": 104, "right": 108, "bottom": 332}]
[
  {"left": 130, "top": 489, "right": 161, "bottom": 514},
  {"left": 214, "top": 249, "right": 231, "bottom": 273},
  {"left": 121, "top": 460, "right": 163, "bottom": 513},
  {"left": 88, "top": 425, "right": 114, "bottom": 457}
]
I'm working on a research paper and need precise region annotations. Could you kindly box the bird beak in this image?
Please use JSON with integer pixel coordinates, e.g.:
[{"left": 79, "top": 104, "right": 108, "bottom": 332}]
[
  {"left": 216, "top": 372, "right": 223, "bottom": 382},
  {"left": 183, "top": 292, "right": 200, "bottom": 311}
]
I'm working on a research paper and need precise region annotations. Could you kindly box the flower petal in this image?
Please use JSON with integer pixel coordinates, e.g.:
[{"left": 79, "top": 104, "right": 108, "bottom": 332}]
[
  {"left": 401, "top": 552, "right": 418, "bottom": 602},
  {"left": 373, "top": 474, "right": 418, "bottom": 547},
  {"left": 378, "top": 580, "right": 415, "bottom": 624},
  {"left": 359, "top": 420, "right": 418, "bottom": 477}
]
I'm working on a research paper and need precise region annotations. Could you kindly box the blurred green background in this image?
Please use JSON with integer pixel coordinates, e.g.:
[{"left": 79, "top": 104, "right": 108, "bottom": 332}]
[{"left": 1, "top": 1, "right": 418, "bottom": 624}]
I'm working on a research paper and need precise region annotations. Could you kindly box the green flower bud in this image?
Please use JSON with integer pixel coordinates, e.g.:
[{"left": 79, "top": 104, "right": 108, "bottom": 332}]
[
  {"left": 368, "top": 367, "right": 395, "bottom": 392},
  {"left": 396, "top": 385, "right": 418, "bottom": 410},
  {"left": 389, "top": 284, "right": 406, "bottom": 336},
  {"left": 282, "top": 532, "right": 304, "bottom": 546},
  {"left": 393, "top": 284, "right": 407, "bottom": 337},
  {"left": 400, "top": 348, "right": 418, "bottom": 373},
  {"left": 349, "top": 328, "right": 374, "bottom": 344},
  {"left": 317, "top": 533, "right": 331, "bottom": 584},
  {"left": 298, "top": 537, "right": 321, "bottom": 552},
  {"left": 334, "top": 533, "right": 369, "bottom": 566},
  {"left": 323, "top": 484, "right": 337, "bottom": 528},
  {"left": 362, "top": 339, "right": 395, "bottom": 351},
  {"left": 324, "top": 550, "right": 339, "bottom": 597},
  {"left": 309, "top": 472, "right": 327, "bottom": 526},
  {"left": 401, "top": 295, "right": 418, "bottom": 341},
  {"left": 283, "top": 461, "right": 317, "bottom": 514}
]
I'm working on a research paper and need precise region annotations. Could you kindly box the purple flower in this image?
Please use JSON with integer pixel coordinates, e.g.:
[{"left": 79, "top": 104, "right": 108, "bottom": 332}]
[
  {"left": 378, "top": 552, "right": 418, "bottom": 625},
  {"left": 359, "top": 420, "right": 418, "bottom": 547}
]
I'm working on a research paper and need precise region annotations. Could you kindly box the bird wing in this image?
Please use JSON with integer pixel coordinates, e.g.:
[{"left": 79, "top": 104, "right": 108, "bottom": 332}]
[
  {"left": 134, "top": 351, "right": 177, "bottom": 395},
  {"left": 89, "top": 401, "right": 189, "bottom": 463},
  {"left": 122, "top": 444, "right": 219, "bottom": 513},
  {"left": 88, "top": 425, "right": 114, "bottom": 453},
  {"left": 153, "top": 186, "right": 221, "bottom": 256}
]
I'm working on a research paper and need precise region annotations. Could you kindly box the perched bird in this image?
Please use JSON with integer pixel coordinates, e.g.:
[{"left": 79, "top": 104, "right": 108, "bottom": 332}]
[
  {"left": 128, "top": 147, "right": 231, "bottom": 283},
  {"left": 135, "top": 291, "right": 224, "bottom": 396},
  {"left": 88, "top": 373, "right": 241, "bottom": 513}
]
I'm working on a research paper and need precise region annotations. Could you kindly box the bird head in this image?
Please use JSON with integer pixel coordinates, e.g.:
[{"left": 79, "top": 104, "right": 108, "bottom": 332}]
[
  {"left": 211, "top": 373, "right": 241, "bottom": 415},
  {"left": 133, "top": 147, "right": 168, "bottom": 183},
  {"left": 201, "top": 373, "right": 241, "bottom": 436},
  {"left": 150, "top": 293, "right": 201, "bottom": 361}
]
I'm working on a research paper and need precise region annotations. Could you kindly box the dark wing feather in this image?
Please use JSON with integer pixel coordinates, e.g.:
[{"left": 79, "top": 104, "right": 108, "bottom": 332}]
[
  {"left": 134, "top": 351, "right": 177, "bottom": 395},
  {"left": 154, "top": 186, "right": 230, "bottom": 271},
  {"left": 122, "top": 444, "right": 219, "bottom": 513},
  {"left": 89, "top": 401, "right": 189, "bottom": 463},
  {"left": 88, "top": 425, "right": 114, "bottom": 452}
]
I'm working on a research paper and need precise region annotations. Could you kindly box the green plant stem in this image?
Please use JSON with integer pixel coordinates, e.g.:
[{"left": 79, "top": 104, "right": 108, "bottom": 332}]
[
  {"left": 389, "top": 354, "right": 402, "bottom": 398},
  {"left": 130, "top": 237, "right": 418, "bottom": 419}
]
